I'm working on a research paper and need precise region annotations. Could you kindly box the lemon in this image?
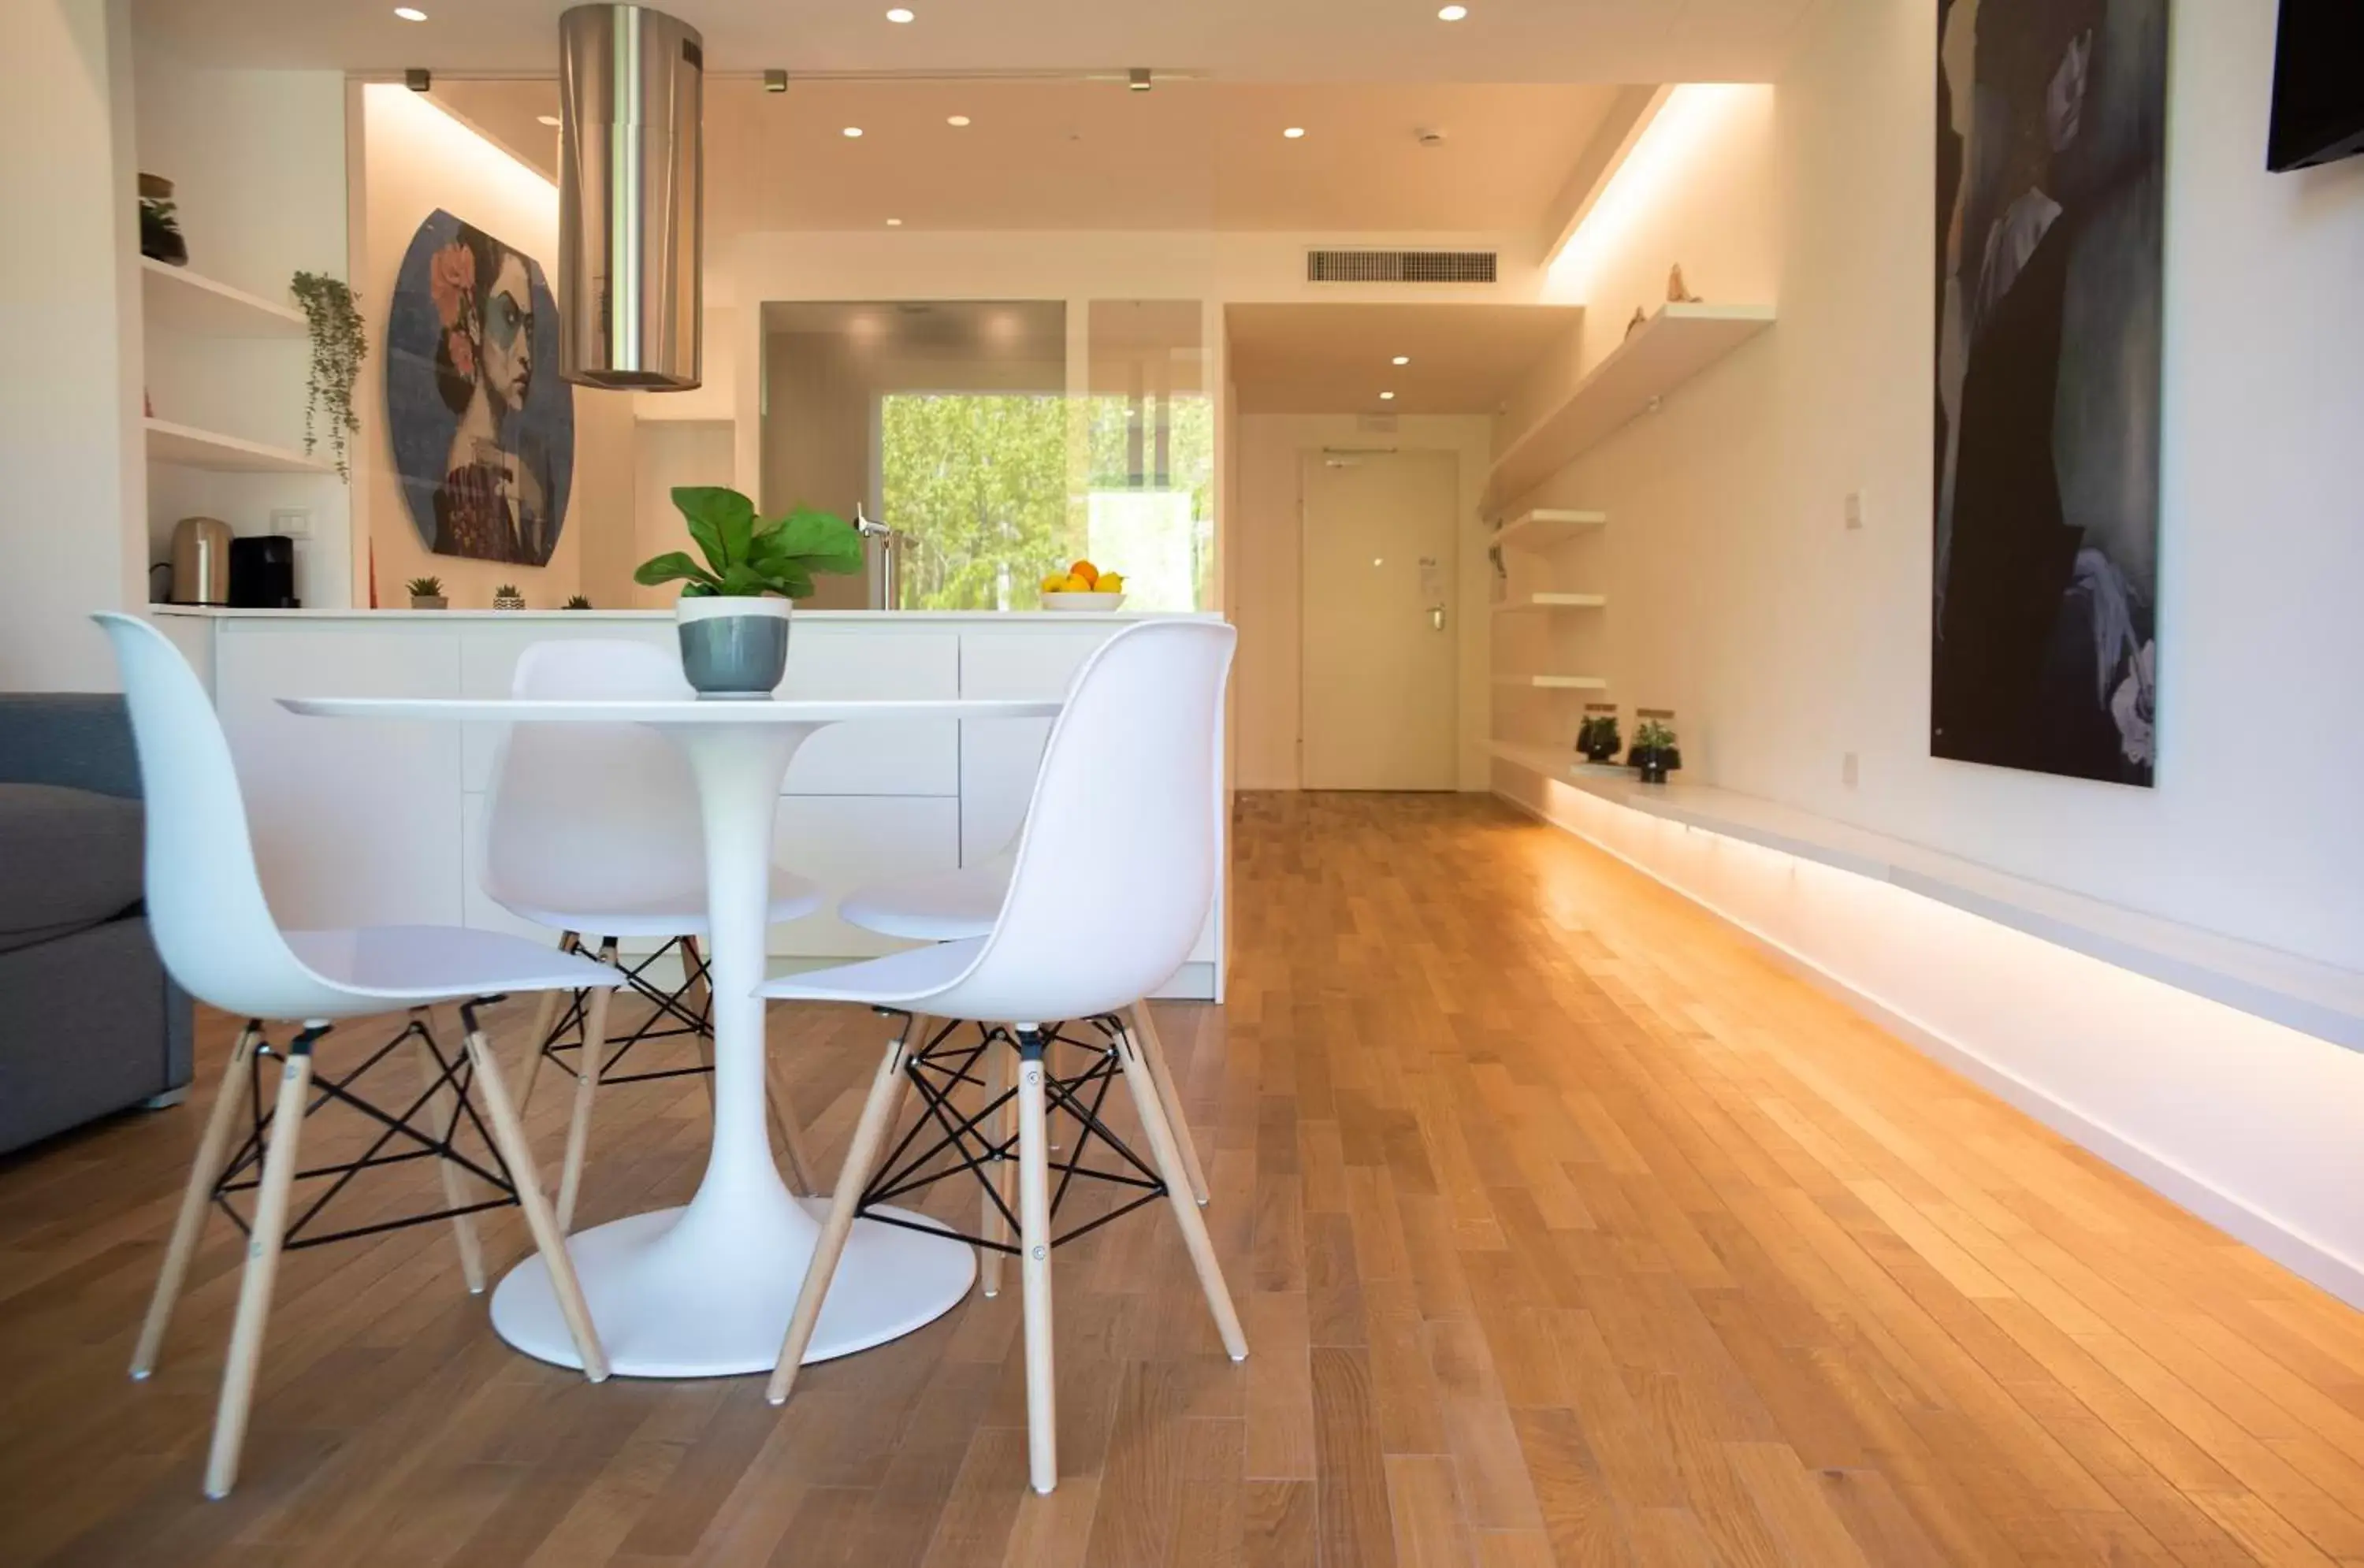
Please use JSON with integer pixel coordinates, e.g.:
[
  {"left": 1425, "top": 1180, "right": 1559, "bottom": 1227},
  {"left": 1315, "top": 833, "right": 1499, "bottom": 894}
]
[
  {"left": 1098, "top": 572, "right": 1124, "bottom": 594},
  {"left": 1040, "top": 573, "right": 1067, "bottom": 593},
  {"left": 1064, "top": 574, "right": 1095, "bottom": 593}
]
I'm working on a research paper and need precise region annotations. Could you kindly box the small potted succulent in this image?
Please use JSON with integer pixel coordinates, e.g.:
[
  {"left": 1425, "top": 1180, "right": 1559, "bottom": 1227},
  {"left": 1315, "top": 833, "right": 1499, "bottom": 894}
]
[
  {"left": 1629, "top": 712, "right": 1682, "bottom": 785},
  {"left": 1577, "top": 704, "right": 1622, "bottom": 764},
  {"left": 492, "top": 584, "right": 526, "bottom": 611},
  {"left": 562, "top": 594, "right": 593, "bottom": 611},
  {"left": 634, "top": 485, "right": 862, "bottom": 697},
  {"left": 406, "top": 575, "right": 447, "bottom": 610}
]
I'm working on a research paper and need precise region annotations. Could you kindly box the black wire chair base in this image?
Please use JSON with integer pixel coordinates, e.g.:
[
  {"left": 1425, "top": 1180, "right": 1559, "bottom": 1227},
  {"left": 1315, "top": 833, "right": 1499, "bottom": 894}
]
[
  {"left": 212, "top": 1014, "right": 521, "bottom": 1253},
  {"left": 535, "top": 934, "right": 714, "bottom": 1089},
  {"left": 855, "top": 1016, "right": 1168, "bottom": 1255}
]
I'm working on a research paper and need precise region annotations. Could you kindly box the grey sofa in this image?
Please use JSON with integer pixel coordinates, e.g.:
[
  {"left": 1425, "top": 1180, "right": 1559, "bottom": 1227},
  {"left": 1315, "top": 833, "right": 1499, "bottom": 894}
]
[{"left": 0, "top": 694, "right": 194, "bottom": 1154}]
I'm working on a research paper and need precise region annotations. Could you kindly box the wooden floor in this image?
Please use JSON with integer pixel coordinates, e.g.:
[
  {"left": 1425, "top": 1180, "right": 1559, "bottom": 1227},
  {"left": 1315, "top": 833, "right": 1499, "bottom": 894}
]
[{"left": 5, "top": 793, "right": 2364, "bottom": 1566}]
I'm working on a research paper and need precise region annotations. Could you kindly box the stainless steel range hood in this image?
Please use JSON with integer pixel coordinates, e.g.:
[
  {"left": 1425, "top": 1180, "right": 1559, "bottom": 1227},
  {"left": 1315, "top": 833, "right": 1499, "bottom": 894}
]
[{"left": 557, "top": 4, "right": 703, "bottom": 390}]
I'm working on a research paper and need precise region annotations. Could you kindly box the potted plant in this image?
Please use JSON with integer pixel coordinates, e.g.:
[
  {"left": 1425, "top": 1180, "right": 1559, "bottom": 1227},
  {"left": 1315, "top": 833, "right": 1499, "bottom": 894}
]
[
  {"left": 1629, "top": 715, "right": 1682, "bottom": 785},
  {"left": 492, "top": 584, "right": 526, "bottom": 611},
  {"left": 406, "top": 575, "right": 447, "bottom": 610},
  {"left": 1577, "top": 704, "right": 1622, "bottom": 764},
  {"left": 562, "top": 594, "right": 593, "bottom": 611},
  {"left": 634, "top": 486, "right": 862, "bottom": 697}
]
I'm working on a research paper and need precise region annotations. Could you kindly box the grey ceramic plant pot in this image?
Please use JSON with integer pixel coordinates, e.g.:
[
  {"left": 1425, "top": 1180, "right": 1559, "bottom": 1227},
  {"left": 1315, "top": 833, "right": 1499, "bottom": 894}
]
[{"left": 676, "top": 596, "right": 791, "bottom": 699}]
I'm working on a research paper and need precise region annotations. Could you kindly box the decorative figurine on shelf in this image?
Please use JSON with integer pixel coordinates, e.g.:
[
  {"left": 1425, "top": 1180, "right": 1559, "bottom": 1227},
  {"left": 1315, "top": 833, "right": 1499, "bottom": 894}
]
[
  {"left": 139, "top": 174, "right": 188, "bottom": 267},
  {"left": 1577, "top": 704, "right": 1622, "bottom": 764},
  {"left": 1629, "top": 709, "right": 1682, "bottom": 785},
  {"left": 1626, "top": 305, "right": 1649, "bottom": 340},
  {"left": 405, "top": 575, "right": 447, "bottom": 609},
  {"left": 1667, "top": 263, "right": 1702, "bottom": 303}
]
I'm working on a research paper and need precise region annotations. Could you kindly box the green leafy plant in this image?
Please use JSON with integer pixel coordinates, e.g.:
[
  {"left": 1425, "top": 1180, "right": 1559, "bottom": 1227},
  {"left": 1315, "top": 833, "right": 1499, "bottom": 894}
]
[
  {"left": 290, "top": 272, "right": 366, "bottom": 481},
  {"left": 1577, "top": 712, "right": 1622, "bottom": 762},
  {"left": 634, "top": 486, "right": 862, "bottom": 600},
  {"left": 404, "top": 575, "right": 444, "bottom": 597},
  {"left": 563, "top": 594, "right": 593, "bottom": 610},
  {"left": 1635, "top": 719, "right": 1678, "bottom": 752},
  {"left": 493, "top": 583, "right": 522, "bottom": 600}
]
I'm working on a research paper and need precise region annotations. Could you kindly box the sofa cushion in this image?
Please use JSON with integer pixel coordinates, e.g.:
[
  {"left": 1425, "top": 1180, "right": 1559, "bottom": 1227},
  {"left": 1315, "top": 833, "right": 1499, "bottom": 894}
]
[{"left": 0, "top": 783, "right": 144, "bottom": 955}]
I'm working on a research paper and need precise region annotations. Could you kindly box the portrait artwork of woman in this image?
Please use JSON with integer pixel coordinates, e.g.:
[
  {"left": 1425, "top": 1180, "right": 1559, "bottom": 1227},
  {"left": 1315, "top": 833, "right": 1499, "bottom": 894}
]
[{"left": 388, "top": 210, "right": 574, "bottom": 567}]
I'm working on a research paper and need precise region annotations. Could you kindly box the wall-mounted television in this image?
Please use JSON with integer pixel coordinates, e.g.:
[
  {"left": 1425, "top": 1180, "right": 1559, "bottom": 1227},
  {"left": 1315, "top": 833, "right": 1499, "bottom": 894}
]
[{"left": 2269, "top": 0, "right": 2364, "bottom": 171}]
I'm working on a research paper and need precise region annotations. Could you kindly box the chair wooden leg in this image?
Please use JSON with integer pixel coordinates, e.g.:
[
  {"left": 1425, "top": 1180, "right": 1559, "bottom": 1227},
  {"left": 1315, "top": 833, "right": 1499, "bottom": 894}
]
[
  {"left": 411, "top": 1009, "right": 485, "bottom": 1295},
  {"left": 463, "top": 1012, "right": 608, "bottom": 1382},
  {"left": 132, "top": 1022, "right": 261, "bottom": 1380},
  {"left": 516, "top": 931, "right": 580, "bottom": 1116},
  {"left": 556, "top": 943, "right": 618, "bottom": 1234},
  {"left": 203, "top": 1039, "right": 314, "bottom": 1499},
  {"left": 767, "top": 1028, "right": 912, "bottom": 1406},
  {"left": 1015, "top": 1031, "right": 1058, "bottom": 1493},
  {"left": 980, "top": 1030, "right": 1010, "bottom": 1298},
  {"left": 1128, "top": 1001, "right": 1209, "bottom": 1206},
  {"left": 1114, "top": 1021, "right": 1247, "bottom": 1362}
]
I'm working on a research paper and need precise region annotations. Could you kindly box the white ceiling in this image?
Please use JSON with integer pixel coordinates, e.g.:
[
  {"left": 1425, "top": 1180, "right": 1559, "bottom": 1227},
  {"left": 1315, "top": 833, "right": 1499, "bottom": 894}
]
[
  {"left": 132, "top": 0, "right": 1816, "bottom": 83},
  {"left": 432, "top": 77, "right": 1624, "bottom": 234},
  {"left": 1227, "top": 303, "right": 1580, "bottom": 415}
]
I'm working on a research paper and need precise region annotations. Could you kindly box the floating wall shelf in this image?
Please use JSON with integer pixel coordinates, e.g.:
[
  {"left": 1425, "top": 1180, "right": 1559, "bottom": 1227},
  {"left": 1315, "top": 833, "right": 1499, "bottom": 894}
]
[
  {"left": 1483, "top": 303, "right": 1775, "bottom": 514},
  {"left": 1492, "top": 508, "right": 1608, "bottom": 552},
  {"left": 1494, "top": 674, "right": 1609, "bottom": 692},
  {"left": 140, "top": 258, "right": 307, "bottom": 339},
  {"left": 1493, "top": 593, "right": 1608, "bottom": 616},
  {"left": 145, "top": 418, "right": 332, "bottom": 474}
]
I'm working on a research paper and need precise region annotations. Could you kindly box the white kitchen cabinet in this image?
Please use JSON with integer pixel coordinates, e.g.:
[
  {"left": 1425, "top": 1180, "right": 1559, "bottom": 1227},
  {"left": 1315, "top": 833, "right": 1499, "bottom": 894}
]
[{"left": 172, "top": 608, "right": 1223, "bottom": 996}]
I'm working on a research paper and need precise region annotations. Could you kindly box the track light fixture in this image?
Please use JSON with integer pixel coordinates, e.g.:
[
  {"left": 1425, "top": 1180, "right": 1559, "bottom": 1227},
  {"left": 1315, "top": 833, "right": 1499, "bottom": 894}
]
[
  {"left": 1128, "top": 67, "right": 1152, "bottom": 92},
  {"left": 764, "top": 68, "right": 788, "bottom": 92},
  {"left": 404, "top": 67, "right": 432, "bottom": 92}
]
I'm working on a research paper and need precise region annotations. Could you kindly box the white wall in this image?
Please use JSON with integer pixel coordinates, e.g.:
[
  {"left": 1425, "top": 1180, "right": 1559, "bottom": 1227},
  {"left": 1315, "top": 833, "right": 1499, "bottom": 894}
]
[
  {"left": 355, "top": 84, "right": 638, "bottom": 611},
  {"left": 1232, "top": 414, "right": 1495, "bottom": 791},
  {"left": 1499, "top": 0, "right": 2364, "bottom": 1299},
  {"left": 0, "top": 0, "right": 143, "bottom": 690},
  {"left": 136, "top": 59, "right": 352, "bottom": 611},
  {"left": 1517, "top": 0, "right": 2364, "bottom": 975}
]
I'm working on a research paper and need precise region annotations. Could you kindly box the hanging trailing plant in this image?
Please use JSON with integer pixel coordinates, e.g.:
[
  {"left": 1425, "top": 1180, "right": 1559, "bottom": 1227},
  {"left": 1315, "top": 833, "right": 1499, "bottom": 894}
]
[{"left": 289, "top": 272, "right": 366, "bottom": 481}]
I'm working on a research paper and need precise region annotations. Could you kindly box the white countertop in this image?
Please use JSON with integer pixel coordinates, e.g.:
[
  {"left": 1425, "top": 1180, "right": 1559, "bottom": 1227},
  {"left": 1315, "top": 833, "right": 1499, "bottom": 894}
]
[{"left": 152, "top": 606, "right": 1214, "bottom": 625}]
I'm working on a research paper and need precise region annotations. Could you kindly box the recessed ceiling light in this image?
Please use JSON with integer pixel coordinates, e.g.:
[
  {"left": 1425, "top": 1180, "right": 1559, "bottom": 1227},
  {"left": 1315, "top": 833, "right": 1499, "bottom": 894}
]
[
  {"left": 393, "top": 5, "right": 427, "bottom": 18},
  {"left": 1381, "top": 391, "right": 1397, "bottom": 400},
  {"left": 886, "top": 217, "right": 903, "bottom": 226},
  {"left": 1392, "top": 355, "right": 1411, "bottom": 366},
  {"left": 1438, "top": 4, "right": 1469, "bottom": 18},
  {"left": 946, "top": 114, "right": 971, "bottom": 127},
  {"left": 886, "top": 6, "right": 915, "bottom": 20},
  {"left": 842, "top": 126, "right": 864, "bottom": 138},
  {"left": 537, "top": 113, "right": 560, "bottom": 127},
  {"left": 1283, "top": 126, "right": 1307, "bottom": 139}
]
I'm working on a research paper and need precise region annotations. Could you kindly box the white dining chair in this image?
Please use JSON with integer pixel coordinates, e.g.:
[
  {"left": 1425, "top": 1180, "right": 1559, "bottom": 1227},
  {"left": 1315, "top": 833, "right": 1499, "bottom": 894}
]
[
  {"left": 483, "top": 639, "right": 826, "bottom": 1228},
  {"left": 836, "top": 856, "right": 1211, "bottom": 1213},
  {"left": 96, "top": 613, "right": 616, "bottom": 1500},
  {"left": 759, "top": 619, "right": 1246, "bottom": 1496}
]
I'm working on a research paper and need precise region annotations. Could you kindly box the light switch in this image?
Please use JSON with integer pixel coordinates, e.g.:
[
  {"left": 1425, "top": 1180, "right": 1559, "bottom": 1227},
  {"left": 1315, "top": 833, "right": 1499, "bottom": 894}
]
[{"left": 270, "top": 507, "right": 313, "bottom": 540}]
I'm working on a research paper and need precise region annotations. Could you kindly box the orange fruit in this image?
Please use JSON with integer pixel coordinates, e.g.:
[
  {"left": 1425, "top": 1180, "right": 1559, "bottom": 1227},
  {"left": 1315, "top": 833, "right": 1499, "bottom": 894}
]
[{"left": 1068, "top": 559, "right": 1100, "bottom": 588}]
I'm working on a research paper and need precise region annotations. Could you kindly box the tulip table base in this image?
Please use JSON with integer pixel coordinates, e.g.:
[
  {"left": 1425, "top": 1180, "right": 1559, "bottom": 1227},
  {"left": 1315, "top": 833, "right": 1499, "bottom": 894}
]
[{"left": 489, "top": 1196, "right": 976, "bottom": 1378}]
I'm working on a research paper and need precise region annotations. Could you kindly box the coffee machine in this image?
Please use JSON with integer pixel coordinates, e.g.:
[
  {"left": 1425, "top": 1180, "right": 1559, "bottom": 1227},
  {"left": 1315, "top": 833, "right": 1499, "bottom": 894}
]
[{"left": 228, "top": 535, "right": 299, "bottom": 608}]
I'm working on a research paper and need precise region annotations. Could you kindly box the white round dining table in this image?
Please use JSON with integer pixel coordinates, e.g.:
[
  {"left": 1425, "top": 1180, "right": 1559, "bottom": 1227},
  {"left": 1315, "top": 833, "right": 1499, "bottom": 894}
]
[{"left": 281, "top": 691, "right": 1062, "bottom": 1378}]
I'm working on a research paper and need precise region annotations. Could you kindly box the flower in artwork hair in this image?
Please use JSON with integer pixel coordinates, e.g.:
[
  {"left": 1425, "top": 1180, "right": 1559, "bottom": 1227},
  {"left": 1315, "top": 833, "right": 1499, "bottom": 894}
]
[
  {"left": 445, "top": 327, "right": 475, "bottom": 382},
  {"left": 429, "top": 241, "right": 478, "bottom": 330}
]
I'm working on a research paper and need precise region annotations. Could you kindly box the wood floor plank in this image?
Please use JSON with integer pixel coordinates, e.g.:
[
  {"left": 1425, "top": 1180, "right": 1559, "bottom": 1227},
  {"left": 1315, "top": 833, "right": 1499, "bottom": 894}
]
[{"left": 5, "top": 795, "right": 2359, "bottom": 1566}]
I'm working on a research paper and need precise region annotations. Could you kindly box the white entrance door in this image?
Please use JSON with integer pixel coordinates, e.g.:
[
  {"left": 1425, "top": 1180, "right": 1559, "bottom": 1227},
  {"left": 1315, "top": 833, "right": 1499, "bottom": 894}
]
[{"left": 1299, "top": 450, "right": 1459, "bottom": 790}]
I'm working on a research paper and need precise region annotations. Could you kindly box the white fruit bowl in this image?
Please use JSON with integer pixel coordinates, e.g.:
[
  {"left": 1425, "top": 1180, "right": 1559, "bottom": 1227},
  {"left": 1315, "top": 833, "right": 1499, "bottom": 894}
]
[{"left": 1039, "top": 592, "right": 1126, "bottom": 611}]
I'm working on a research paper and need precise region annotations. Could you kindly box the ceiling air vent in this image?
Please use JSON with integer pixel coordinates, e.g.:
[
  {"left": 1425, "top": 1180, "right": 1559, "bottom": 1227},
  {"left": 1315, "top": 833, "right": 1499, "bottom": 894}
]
[{"left": 1307, "top": 249, "right": 1498, "bottom": 284}]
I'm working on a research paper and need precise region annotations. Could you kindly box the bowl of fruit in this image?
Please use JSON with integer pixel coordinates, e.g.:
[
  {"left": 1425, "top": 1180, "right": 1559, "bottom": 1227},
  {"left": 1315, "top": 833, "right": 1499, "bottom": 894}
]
[{"left": 1039, "top": 559, "right": 1126, "bottom": 611}]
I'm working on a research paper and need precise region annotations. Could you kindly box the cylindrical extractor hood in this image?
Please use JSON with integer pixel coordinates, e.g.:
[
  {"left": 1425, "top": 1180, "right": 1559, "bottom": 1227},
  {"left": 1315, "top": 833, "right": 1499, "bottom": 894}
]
[{"left": 557, "top": 4, "right": 703, "bottom": 390}]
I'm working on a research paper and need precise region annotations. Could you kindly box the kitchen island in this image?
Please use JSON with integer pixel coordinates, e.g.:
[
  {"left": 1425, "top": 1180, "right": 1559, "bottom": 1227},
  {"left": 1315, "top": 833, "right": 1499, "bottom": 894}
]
[{"left": 153, "top": 608, "right": 1225, "bottom": 998}]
